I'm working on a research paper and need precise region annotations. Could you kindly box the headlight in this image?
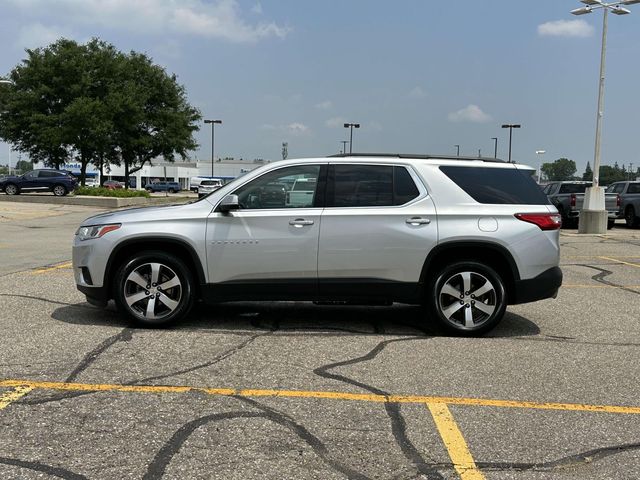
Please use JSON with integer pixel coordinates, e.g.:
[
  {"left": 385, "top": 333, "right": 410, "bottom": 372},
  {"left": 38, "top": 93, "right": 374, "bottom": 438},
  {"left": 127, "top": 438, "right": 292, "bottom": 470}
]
[{"left": 75, "top": 224, "right": 121, "bottom": 241}]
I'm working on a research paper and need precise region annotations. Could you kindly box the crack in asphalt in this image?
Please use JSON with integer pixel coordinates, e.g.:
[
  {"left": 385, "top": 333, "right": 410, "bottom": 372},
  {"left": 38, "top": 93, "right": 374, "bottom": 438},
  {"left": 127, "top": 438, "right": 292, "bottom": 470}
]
[
  {"left": 142, "top": 402, "right": 372, "bottom": 480},
  {"left": 0, "top": 456, "right": 88, "bottom": 480},
  {"left": 473, "top": 441, "right": 640, "bottom": 472},
  {"left": 313, "top": 337, "right": 445, "bottom": 480},
  {"left": 578, "top": 263, "right": 640, "bottom": 296},
  {"left": 0, "top": 293, "right": 88, "bottom": 308}
]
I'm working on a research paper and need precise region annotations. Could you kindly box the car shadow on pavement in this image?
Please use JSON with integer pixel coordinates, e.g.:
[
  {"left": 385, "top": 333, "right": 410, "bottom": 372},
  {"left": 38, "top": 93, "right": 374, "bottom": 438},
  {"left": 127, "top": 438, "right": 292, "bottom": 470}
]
[{"left": 51, "top": 301, "right": 540, "bottom": 338}]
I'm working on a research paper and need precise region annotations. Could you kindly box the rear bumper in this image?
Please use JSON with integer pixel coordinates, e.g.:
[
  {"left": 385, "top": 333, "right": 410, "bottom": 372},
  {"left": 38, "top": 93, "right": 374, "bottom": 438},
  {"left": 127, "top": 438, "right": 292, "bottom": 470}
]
[{"left": 510, "top": 266, "right": 562, "bottom": 305}]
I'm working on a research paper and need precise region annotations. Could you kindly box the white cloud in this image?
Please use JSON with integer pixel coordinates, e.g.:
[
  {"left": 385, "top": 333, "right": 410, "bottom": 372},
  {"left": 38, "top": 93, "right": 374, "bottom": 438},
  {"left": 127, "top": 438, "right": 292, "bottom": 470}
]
[
  {"left": 260, "top": 122, "right": 310, "bottom": 136},
  {"left": 17, "top": 23, "right": 73, "bottom": 49},
  {"left": 315, "top": 100, "right": 333, "bottom": 110},
  {"left": 9, "top": 0, "right": 289, "bottom": 43},
  {"left": 448, "top": 104, "right": 492, "bottom": 123},
  {"left": 286, "top": 123, "right": 309, "bottom": 135},
  {"left": 325, "top": 117, "right": 345, "bottom": 128},
  {"left": 408, "top": 87, "right": 426, "bottom": 99},
  {"left": 251, "top": 2, "right": 262, "bottom": 14},
  {"left": 538, "top": 19, "right": 594, "bottom": 38}
]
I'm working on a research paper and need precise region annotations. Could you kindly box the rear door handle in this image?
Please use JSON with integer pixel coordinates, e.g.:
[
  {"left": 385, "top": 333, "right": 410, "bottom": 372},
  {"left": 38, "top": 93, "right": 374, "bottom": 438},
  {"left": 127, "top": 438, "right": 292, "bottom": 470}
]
[
  {"left": 406, "top": 217, "right": 431, "bottom": 226},
  {"left": 289, "top": 218, "right": 314, "bottom": 227}
]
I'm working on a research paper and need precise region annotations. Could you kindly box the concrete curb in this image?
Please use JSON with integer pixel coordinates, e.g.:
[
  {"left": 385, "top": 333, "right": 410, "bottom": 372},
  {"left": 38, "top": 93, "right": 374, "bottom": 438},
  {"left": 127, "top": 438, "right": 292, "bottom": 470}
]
[{"left": 0, "top": 194, "right": 191, "bottom": 208}]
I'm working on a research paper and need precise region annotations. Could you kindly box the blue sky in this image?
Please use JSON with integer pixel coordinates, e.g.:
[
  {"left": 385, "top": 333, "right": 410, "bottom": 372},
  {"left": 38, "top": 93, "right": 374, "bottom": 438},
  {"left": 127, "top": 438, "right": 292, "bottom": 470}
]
[{"left": 1, "top": 0, "right": 639, "bottom": 174}]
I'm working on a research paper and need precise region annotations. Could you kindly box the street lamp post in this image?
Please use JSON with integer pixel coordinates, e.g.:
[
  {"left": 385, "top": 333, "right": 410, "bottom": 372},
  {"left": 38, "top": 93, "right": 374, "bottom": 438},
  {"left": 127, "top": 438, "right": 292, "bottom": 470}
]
[
  {"left": 340, "top": 140, "right": 349, "bottom": 154},
  {"left": 491, "top": 138, "right": 498, "bottom": 159},
  {"left": 501, "top": 124, "right": 521, "bottom": 163},
  {"left": 0, "top": 79, "right": 15, "bottom": 175},
  {"left": 454, "top": 145, "right": 460, "bottom": 156},
  {"left": 204, "top": 119, "right": 222, "bottom": 178},
  {"left": 571, "top": 0, "right": 638, "bottom": 233},
  {"left": 535, "top": 150, "right": 546, "bottom": 183},
  {"left": 343, "top": 123, "right": 360, "bottom": 154}
]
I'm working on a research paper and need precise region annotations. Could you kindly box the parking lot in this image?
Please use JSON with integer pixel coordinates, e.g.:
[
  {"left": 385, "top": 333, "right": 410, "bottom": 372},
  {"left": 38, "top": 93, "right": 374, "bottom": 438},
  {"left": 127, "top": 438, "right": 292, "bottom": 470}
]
[{"left": 1, "top": 202, "right": 639, "bottom": 480}]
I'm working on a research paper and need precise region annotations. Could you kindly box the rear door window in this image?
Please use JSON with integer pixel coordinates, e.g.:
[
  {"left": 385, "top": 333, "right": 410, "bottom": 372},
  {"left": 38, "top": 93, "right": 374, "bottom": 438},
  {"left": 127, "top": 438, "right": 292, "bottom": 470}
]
[
  {"left": 628, "top": 183, "right": 640, "bottom": 194},
  {"left": 439, "top": 166, "right": 550, "bottom": 205},
  {"left": 329, "top": 165, "right": 420, "bottom": 207}
]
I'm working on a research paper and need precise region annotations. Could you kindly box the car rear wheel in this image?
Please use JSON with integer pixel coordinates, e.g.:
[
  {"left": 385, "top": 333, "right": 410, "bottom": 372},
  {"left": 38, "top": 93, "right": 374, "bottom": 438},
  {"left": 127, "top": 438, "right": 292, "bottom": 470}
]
[
  {"left": 168, "top": 188, "right": 175, "bottom": 193},
  {"left": 114, "top": 251, "right": 194, "bottom": 327},
  {"left": 625, "top": 206, "right": 639, "bottom": 228},
  {"left": 427, "top": 261, "right": 507, "bottom": 336},
  {"left": 4, "top": 184, "right": 19, "bottom": 195},
  {"left": 52, "top": 184, "right": 67, "bottom": 196}
]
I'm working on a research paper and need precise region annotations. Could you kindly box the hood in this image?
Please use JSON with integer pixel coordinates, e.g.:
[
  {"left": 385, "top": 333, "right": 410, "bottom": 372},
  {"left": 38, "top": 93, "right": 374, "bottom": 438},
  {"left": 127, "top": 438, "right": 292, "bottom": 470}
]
[{"left": 80, "top": 200, "right": 212, "bottom": 226}]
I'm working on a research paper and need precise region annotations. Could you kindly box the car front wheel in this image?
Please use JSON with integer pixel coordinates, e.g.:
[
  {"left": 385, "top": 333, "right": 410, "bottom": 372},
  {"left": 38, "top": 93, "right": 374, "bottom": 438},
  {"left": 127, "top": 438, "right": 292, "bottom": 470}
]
[
  {"left": 114, "top": 251, "right": 195, "bottom": 327},
  {"left": 427, "top": 261, "right": 507, "bottom": 336}
]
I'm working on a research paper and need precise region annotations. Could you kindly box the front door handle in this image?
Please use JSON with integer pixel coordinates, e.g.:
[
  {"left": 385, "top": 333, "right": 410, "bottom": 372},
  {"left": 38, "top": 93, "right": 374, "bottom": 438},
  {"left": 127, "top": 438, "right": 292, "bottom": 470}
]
[
  {"left": 406, "top": 217, "right": 431, "bottom": 226},
  {"left": 289, "top": 218, "right": 314, "bottom": 227}
]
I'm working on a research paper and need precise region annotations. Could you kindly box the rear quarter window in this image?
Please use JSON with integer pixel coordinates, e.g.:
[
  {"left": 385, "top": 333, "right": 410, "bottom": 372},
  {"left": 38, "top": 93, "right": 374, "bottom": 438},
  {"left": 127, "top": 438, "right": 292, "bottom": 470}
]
[
  {"left": 628, "top": 183, "right": 640, "bottom": 194},
  {"left": 439, "top": 166, "right": 550, "bottom": 205}
]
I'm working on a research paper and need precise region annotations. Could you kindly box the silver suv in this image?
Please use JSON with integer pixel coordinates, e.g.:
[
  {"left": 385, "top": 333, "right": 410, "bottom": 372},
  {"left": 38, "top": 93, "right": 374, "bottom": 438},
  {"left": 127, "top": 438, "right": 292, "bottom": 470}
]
[{"left": 73, "top": 154, "right": 562, "bottom": 335}]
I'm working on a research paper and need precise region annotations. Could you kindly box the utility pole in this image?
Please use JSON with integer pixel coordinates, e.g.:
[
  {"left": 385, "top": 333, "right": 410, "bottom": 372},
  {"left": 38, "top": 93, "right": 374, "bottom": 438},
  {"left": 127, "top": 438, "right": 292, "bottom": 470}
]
[{"left": 340, "top": 140, "right": 349, "bottom": 154}]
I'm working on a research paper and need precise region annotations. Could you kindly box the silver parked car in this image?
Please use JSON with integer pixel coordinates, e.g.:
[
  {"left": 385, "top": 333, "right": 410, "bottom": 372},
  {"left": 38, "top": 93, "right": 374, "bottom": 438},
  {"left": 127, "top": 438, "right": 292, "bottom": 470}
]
[
  {"left": 197, "top": 179, "right": 223, "bottom": 198},
  {"left": 73, "top": 154, "right": 562, "bottom": 335}
]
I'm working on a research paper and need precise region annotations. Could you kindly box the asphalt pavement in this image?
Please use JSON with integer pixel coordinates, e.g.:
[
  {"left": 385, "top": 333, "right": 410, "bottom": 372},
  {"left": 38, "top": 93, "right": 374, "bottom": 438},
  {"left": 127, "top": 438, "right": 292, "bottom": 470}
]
[{"left": 1, "top": 201, "right": 639, "bottom": 479}]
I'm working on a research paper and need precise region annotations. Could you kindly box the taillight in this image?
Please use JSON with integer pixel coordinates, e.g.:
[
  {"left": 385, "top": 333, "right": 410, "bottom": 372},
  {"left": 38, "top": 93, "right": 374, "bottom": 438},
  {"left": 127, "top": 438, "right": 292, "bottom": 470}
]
[
  {"left": 570, "top": 194, "right": 576, "bottom": 207},
  {"left": 515, "top": 213, "right": 562, "bottom": 230}
]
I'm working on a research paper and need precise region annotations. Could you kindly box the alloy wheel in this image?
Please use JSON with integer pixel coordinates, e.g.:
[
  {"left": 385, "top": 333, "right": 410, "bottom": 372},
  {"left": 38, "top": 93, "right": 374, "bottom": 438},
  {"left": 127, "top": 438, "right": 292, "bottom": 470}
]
[
  {"left": 5, "top": 184, "right": 17, "bottom": 195},
  {"left": 437, "top": 271, "right": 497, "bottom": 329},
  {"left": 123, "top": 262, "right": 182, "bottom": 321}
]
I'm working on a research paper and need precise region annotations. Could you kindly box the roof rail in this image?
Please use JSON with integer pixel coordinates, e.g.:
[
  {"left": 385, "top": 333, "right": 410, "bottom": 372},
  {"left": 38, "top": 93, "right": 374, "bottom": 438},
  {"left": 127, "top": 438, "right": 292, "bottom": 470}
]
[{"left": 327, "top": 153, "right": 506, "bottom": 163}]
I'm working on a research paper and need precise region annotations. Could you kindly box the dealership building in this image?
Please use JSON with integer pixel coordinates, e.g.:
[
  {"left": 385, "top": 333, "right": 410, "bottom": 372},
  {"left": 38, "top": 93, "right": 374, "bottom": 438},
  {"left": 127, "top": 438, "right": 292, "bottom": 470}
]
[{"left": 34, "top": 158, "right": 273, "bottom": 189}]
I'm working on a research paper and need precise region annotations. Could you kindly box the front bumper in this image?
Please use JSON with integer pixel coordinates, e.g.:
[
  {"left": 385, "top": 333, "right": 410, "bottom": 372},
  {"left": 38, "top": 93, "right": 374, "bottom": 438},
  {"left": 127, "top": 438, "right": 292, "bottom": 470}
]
[{"left": 510, "top": 266, "right": 563, "bottom": 305}]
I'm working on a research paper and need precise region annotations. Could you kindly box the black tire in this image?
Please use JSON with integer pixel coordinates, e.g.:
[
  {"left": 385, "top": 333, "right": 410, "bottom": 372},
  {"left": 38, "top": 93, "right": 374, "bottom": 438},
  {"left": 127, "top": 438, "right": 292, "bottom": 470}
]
[
  {"left": 426, "top": 261, "right": 507, "bottom": 336},
  {"left": 168, "top": 188, "right": 175, "bottom": 193},
  {"left": 52, "top": 184, "right": 67, "bottom": 196},
  {"left": 4, "top": 183, "right": 19, "bottom": 195},
  {"left": 625, "top": 206, "right": 640, "bottom": 228},
  {"left": 113, "top": 251, "right": 195, "bottom": 327},
  {"left": 607, "top": 219, "right": 615, "bottom": 230},
  {"left": 146, "top": 187, "right": 153, "bottom": 192}
]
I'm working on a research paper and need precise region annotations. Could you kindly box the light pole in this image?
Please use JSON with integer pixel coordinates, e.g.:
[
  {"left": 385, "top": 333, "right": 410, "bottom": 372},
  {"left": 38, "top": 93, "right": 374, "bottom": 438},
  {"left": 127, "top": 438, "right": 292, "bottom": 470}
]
[
  {"left": 204, "top": 119, "right": 222, "bottom": 177},
  {"left": 0, "top": 79, "right": 15, "bottom": 175},
  {"left": 571, "top": 0, "right": 638, "bottom": 233},
  {"left": 454, "top": 145, "right": 460, "bottom": 156},
  {"left": 535, "top": 150, "right": 546, "bottom": 183},
  {"left": 501, "top": 124, "right": 521, "bottom": 163},
  {"left": 491, "top": 138, "right": 498, "bottom": 159},
  {"left": 340, "top": 140, "right": 349, "bottom": 154},
  {"left": 343, "top": 123, "right": 360, "bottom": 154}
]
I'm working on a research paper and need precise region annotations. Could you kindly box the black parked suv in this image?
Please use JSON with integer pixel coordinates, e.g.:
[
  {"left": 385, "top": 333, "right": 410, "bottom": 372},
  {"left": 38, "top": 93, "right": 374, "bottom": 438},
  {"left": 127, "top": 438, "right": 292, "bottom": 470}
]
[{"left": 0, "top": 169, "right": 78, "bottom": 196}]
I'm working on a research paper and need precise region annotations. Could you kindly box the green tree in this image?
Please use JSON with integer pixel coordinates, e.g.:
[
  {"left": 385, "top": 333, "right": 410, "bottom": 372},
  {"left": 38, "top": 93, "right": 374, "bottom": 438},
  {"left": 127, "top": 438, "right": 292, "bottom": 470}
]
[
  {"left": 541, "top": 158, "right": 577, "bottom": 181},
  {"left": 14, "top": 159, "right": 33, "bottom": 173},
  {"left": 0, "top": 38, "right": 200, "bottom": 187},
  {"left": 599, "top": 165, "right": 627, "bottom": 186},
  {"left": 107, "top": 51, "right": 201, "bottom": 187},
  {"left": 582, "top": 162, "right": 593, "bottom": 181}
]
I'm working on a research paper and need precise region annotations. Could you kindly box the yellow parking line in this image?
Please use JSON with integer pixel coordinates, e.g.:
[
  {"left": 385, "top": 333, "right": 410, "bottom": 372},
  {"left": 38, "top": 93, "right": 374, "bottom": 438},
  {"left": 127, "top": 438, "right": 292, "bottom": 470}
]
[
  {"left": 32, "top": 262, "right": 72, "bottom": 274},
  {"left": 599, "top": 256, "right": 640, "bottom": 269},
  {"left": 1, "top": 379, "right": 640, "bottom": 415},
  {"left": 428, "top": 403, "right": 485, "bottom": 480},
  {"left": 0, "top": 386, "right": 33, "bottom": 410}
]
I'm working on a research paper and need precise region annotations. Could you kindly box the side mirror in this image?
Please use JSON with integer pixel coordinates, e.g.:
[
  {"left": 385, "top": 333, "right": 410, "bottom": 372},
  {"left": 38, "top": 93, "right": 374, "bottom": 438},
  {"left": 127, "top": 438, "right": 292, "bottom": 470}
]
[{"left": 218, "top": 194, "right": 240, "bottom": 213}]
